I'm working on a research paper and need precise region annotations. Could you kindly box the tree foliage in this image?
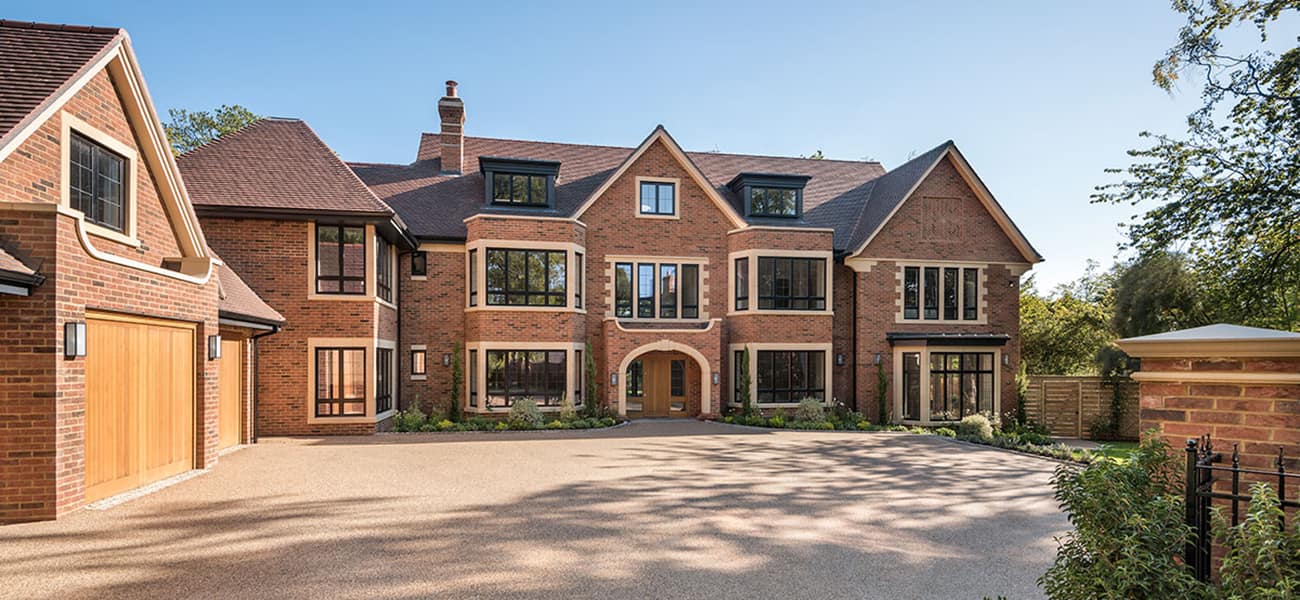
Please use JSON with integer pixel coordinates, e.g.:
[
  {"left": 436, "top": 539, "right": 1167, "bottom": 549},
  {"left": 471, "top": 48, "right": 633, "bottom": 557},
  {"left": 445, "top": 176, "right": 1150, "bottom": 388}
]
[
  {"left": 1093, "top": 0, "right": 1300, "bottom": 331},
  {"left": 163, "top": 105, "right": 260, "bottom": 155},
  {"left": 1020, "top": 266, "right": 1117, "bottom": 375}
]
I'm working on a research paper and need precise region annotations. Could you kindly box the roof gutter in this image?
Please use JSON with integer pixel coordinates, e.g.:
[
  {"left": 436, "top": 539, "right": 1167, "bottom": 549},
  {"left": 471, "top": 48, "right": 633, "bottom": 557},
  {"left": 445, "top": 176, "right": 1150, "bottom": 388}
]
[
  {"left": 0, "top": 267, "right": 45, "bottom": 296},
  {"left": 218, "top": 313, "right": 283, "bottom": 332}
]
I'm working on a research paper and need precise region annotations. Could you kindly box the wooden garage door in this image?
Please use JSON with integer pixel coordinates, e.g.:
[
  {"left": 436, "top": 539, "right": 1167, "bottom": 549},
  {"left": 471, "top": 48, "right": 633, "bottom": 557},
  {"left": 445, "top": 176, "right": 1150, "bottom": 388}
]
[
  {"left": 218, "top": 338, "right": 243, "bottom": 450},
  {"left": 85, "top": 313, "right": 195, "bottom": 502}
]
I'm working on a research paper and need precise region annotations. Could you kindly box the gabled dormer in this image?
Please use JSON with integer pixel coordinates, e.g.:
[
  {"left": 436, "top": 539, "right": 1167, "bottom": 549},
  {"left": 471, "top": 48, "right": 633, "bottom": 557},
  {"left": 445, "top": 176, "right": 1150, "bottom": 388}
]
[
  {"left": 727, "top": 172, "right": 812, "bottom": 219},
  {"left": 479, "top": 156, "right": 561, "bottom": 208}
]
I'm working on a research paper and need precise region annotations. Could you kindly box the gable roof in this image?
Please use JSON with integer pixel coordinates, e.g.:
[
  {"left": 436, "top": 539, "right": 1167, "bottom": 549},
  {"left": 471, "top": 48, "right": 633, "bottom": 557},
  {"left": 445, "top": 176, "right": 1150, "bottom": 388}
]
[
  {"left": 847, "top": 141, "right": 1043, "bottom": 264},
  {"left": 0, "top": 20, "right": 214, "bottom": 283},
  {"left": 178, "top": 118, "right": 395, "bottom": 216},
  {"left": 0, "top": 21, "right": 122, "bottom": 149},
  {"left": 352, "top": 131, "right": 888, "bottom": 246}
]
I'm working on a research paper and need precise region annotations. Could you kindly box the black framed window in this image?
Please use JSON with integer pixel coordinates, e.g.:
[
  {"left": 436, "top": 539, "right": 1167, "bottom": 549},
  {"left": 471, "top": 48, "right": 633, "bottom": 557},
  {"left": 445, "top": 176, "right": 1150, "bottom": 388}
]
[
  {"left": 923, "top": 267, "right": 939, "bottom": 319},
  {"left": 733, "top": 350, "right": 745, "bottom": 404},
  {"left": 639, "top": 181, "right": 675, "bottom": 215},
  {"left": 943, "top": 267, "right": 959, "bottom": 320},
  {"left": 626, "top": 360, "right": 644, "bottom": 397},
  {"left": 468, "top": 249, "right": 478, "bottom": 306},
  {"left": 376, "top": 348, "right": 393, "bottom": 414},
  {"left": 411, "top": 349, "right": 427, "bottom": 376},
  {"left": 735, "top": 258, "right": 749, "bottom": 310},
  {"left": 469, "top": 350, "right": 478, "bottom": 407},
  {"left": 614, "top": 263, "right": 633, "bottom": 318},
  {"left": 902, "top": 352, "right": 921, "bottom": 421},
  {"left": 637, "top": 263, "right": 655, "bottom": 318},
  {"left": 670, "top": 360, "right": 685, "bottom": 397},
  {"left": 574, "top": 349, "right": 583, "bottom": 405},
  {"left": 485, "top": 350, "right": 567, "bottom": 407},
  {"left": 757, "top": 257, "right": 825, "bottom": 310},
  {"left": 903, "top": 267, "right": 920, "bottom": 320},
  {"left": 485, "top": 249, "right": 566, "bottom": 306},
  {"left": 928, "top": 352, "right": 994, "bottom": 421},
  {"left": 411, "top": 251, "right": 428, "bottom": 277},
  {"left": 376, "top": 236, "right": 393, "bottom": 302},
  {"left": 69, "top": 132, "right": 126, "bottom": 232},
  {"left": 574, "top": 253, "right": 584, "bottom": 309},
  {"left": 315, "top": 348, "right": 365, "bottom": 417},
  {"left": 491, "top": 172, "right": 548, "bottom": 206},
  {"left": 659, "top": 264, "right": 677, "bottom": 318},
  {"left": 749, "top": 187, "right": 798, "bottom": 217},
  {"left": 755, "top": 350, "right": 825, "bottom": 404},
  {"left": 681, "top": 264, "right": 699, "bottom": 319},
  {"left": 316, "top": 225, "right": 366, "bottom": 294},
  {"left": 963, "top": 268, "right": 978, "bottom": 320}
]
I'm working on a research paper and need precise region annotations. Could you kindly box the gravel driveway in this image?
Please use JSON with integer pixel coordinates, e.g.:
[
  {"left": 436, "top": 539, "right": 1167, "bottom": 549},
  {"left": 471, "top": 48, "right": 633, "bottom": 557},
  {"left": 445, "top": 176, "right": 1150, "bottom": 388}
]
[{"left": 0, "top": 420, "right": 1069, "bottom": 599}]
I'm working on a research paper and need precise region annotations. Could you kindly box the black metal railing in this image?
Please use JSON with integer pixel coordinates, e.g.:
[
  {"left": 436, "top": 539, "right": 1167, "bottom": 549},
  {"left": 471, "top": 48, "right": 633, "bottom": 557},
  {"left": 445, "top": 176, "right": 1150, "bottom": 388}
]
[{"left": 1184, "top": 435, "right": 1299, "bottom": 582}]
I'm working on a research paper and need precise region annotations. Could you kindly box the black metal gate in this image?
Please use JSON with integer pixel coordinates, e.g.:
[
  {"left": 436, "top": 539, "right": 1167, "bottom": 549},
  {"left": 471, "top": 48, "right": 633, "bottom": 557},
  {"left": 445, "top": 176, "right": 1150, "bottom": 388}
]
[{"left": 1184, "top": 435, "right": 1299, "bottom": 582}]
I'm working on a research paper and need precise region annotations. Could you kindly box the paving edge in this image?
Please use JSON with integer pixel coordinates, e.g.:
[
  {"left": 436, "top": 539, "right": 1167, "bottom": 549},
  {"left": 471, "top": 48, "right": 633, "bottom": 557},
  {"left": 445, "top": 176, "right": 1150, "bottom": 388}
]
[{"left": 84, "top": 469, "right": 209, "bottom": 511}]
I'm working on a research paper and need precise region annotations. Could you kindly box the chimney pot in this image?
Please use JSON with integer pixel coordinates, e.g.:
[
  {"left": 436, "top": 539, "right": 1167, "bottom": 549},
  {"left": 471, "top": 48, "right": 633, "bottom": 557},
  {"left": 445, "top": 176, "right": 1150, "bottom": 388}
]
[
  {"left": 445, "top": 80, "right": 458, "bottom": 98},
  {"left": 437, "top": 79, "right": 466, "bottom": 175}
]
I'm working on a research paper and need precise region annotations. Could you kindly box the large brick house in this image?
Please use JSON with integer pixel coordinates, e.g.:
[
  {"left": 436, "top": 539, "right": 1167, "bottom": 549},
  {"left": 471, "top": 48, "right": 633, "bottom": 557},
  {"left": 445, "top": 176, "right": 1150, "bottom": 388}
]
[
  {"left": 182, "top": 80, "right": 1041, "bottom": 434},
  {"left": 0, "top": 21, "right": 281, "bottom": 524}
]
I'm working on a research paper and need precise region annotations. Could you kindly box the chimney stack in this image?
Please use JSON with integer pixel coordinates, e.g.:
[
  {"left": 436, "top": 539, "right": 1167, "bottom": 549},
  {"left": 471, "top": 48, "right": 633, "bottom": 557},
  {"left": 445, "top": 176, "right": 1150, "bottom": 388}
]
[{"left": 437, "top": 80, "right": 465, "bottom": 175}]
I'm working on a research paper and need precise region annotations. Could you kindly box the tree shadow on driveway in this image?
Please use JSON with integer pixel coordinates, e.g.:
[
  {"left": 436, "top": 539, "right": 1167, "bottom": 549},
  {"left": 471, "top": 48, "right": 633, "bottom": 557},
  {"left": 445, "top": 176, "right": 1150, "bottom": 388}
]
[{"left": 0, "top": 422, "right": 1067, "bottom": 600}]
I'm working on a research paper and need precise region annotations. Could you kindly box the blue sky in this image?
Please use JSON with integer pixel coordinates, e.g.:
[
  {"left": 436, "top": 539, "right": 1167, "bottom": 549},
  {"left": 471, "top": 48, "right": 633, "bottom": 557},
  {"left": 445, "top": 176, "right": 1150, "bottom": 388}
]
[{"left": 19, "top": 1, "right": 1223, "bottom": 289}]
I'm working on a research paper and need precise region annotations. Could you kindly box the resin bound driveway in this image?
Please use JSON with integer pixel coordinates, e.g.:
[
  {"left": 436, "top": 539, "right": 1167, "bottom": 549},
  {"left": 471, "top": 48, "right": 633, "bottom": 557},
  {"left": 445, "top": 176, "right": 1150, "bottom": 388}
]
[{"left": 0, "top": 421, "right": 1069, "bottom": 600}]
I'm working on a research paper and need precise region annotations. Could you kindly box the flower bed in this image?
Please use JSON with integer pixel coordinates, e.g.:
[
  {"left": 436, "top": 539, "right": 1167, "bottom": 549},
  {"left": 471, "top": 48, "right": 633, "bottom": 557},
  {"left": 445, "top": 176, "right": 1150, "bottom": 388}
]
[{"left": 390, "top": 400, "right": 620, "bottom": 433}]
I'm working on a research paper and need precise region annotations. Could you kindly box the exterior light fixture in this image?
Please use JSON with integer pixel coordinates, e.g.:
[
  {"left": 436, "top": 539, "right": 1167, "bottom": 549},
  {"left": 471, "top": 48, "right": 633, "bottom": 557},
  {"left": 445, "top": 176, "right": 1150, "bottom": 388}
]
[
  {"left": 712, "top": 372, "right": 720, "bottom": 385},
  {"left": 610, "top": 372, "right": 618, "bottom": 387},
  {"left": 207, "top": 335, "right": 222, "bottom": 360},
  {"left": 443, "top": 353, "right": 452, "bottom": 366},
  {"left": 835, "top": 353, "right": 845, "bottom": 366},
  {"left": 64, "top": 322, "right": 86, "bottom": 358},
  {"left": 1002, "top": 354, "right": 1010, "bottom": 367},
  {"left": 873, "top": 353, "right": 882, "bottom": 365}
]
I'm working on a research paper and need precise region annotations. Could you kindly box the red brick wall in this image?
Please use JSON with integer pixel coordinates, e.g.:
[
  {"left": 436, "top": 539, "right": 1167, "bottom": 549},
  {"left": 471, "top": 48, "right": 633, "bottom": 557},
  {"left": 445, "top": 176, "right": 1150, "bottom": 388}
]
[
  {"left": 1138, "top": 357, "right": 1300, "bottom": 470},
  {"left": 0, "top": 65, "right": 221, "bottom": 522},
  {"left": 200, "top": 217, "right": 384, "bottom": 436},
  {"left": 400, "top": 248, "right": 465, "bottom": 415}
]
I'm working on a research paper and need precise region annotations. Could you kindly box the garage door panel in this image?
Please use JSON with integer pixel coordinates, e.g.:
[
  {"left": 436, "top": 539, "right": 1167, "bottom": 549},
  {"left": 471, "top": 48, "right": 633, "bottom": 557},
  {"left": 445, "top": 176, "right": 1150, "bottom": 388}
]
[
  {"left": 218, "top": 339, "right": 243, "bottom": 450},
  {"left": 85, "top": 314, "right": 194, "bottom": 503}
]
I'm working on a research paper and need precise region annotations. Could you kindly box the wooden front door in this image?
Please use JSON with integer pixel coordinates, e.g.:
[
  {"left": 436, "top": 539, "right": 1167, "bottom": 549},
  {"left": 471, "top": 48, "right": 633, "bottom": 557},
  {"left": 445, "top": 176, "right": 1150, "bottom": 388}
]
[
  {"left": 84, "top": 313, "right": 195, "bottom": 502},
  {"left": 218, "top": 338, "right": 243, "bottom": 449},
  {"left": 627, "top": 353, "right": 689, "bottom": 418}
]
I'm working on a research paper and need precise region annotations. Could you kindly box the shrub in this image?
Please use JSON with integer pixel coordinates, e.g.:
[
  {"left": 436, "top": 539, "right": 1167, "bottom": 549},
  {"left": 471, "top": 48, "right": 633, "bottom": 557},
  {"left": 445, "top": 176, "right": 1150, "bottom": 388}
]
[
  {"left": 494, "top": 420, "right": 509, "bottom": 431},
  {"left": 465, "top": 416, "right": 490, "bottom": 431},
  {"left": 582, "top": 341, "right": 600, "bottom": 418},
  {"left": 558, "top": 392, "right": 577, "bottom": 422},
  {"left": 599, "top": 417, "right": 616, "bottom": 427},
  {"left": 856, "top": 420, "right": 872, "bottom": 430},
  {"left": 447, "top": 342, "right": 463, "bottom": 423},
  {"left": 545, "top": 420, "right": 567, "bottom": 430},
  {"left": 793, "top": 398, "right": 826, "bottom": 423},
  {"left": 393, "top": 407, "right": 427, "bottom": 432},
  {"left": 738, "top": 346, "right": 753, "bottom": 417},
  {"left": 722, "top": 416, "right": 735, "bottom": 424},
  {"left": 435, "top": 418, "right": 457, "bottom": 432},
  {"left": 957, "top": 414, "right": 994, "bottom": 442},
  {"left": 571, "top": 419, "right": 590, "bottom": 429},
  {"left": 767, "top": 414, "right": 786, "bottom": 428},
  {"left": 1215, "top": 482, "right": 1300, "bottom": 598},
  {"left": 1037, "top": 435, "right": 1204, "bottom": 599},
  {"left": 935, "top": 427, "right": 957, "bottom": 438},
  {"left": 508, "top": 398, "right": 544, "bottom": 429}
]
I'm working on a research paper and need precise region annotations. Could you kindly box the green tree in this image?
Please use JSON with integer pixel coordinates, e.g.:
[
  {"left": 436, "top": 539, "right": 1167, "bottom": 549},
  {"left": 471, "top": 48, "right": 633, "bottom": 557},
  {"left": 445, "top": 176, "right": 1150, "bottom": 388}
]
[
  {"left": 1019, "top": 267, "right": 1116, "bottom": 375},
  {"left": 583, "top": 341, "right": 599, "bottom": 418},
  {"left": 739, "top": 346, "right": 753, "bottom": 418},
  {"left": 447, "top": 343, "right": 462, "bottom": 422},
  {"left": 163, "top": 105, "right": 260, "bottom": 155},
  {"left": 1111, "top": 251, "right": 1207, "bottom": 337},
  {"left": 1093, "top": 0, "right": 1300, "bottom": 331}
]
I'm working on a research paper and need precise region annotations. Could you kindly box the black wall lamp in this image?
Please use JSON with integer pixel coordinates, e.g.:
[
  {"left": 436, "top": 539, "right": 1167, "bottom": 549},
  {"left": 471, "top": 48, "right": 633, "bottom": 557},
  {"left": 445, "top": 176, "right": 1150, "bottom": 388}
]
[{"left": 64, "top": 322, "right": 86, "bottom": 358}]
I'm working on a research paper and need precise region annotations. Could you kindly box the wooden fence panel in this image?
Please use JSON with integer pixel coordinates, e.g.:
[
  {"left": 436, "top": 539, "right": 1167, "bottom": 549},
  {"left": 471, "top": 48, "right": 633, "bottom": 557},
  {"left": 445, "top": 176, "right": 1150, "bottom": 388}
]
[{"left": 1024, "top": 375, "right": 1138, "bottom": 440}]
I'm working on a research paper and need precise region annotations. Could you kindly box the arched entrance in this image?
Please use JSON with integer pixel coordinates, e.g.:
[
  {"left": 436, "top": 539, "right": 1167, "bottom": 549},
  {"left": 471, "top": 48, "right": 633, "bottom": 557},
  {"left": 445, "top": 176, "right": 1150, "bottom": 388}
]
[{"left": 617, "top": 341, "right": 712, "bottom": 417}]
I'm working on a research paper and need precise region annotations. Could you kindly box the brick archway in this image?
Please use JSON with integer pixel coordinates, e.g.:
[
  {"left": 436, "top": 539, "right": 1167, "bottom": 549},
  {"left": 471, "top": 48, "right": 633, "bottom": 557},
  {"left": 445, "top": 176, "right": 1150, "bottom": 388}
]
[{"left": 617, "top": 340, "right": 712, "bottom": 416}]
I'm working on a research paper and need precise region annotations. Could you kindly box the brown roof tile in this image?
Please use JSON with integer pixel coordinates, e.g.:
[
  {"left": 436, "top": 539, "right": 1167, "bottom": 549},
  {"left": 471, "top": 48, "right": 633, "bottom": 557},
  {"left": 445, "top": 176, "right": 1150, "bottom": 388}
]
[
  {"left": 0, "top": 20, "right": 121, "bottom": 145},
  {"left": 178, "top": 118, "right": 393, "bottom": 216},
  {"left": 351, "top": 134, "right": 889, "bottom": 249},
  {"left": 0, "top": 246, "right": 36, "bottom": 277}
]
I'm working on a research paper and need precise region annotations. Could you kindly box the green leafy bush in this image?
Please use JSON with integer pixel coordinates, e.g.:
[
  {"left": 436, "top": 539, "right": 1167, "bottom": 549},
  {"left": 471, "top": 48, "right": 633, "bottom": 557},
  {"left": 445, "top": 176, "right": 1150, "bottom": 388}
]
[
  {"left": 793, "top": 398, "right": 826, "bottom": 423},
  {"left": 465, "top": 416, "right": 490, "bottom": 431},
  {"left": 1037, "top": 435, "right": 1204, "bottom": 599},
  {"left": 767, "top": 414, "right": 786, "bottom": 428},
  {"left": 856, "top": 420, "right": 872, "bottom": 430},
  {"left": 393, "top": 408, "right": 427, "bottom": 432},
  {"left": 435, "top": 418, "right": 457, "bottom": 432},
  {"left": 1215, "top": 482, "right": 1300, "bottom": 598},
  {"left": 599, "top": 417, "right": 616, "bottom": 427},
  {"left": 957, "top": 414, "right": 994, "bottom": 442},
  {"left": 559, "top": 393, "right": 576, "bottom": 422},
  {"left": 935, "top": 427, "right": 956, "bottom": 438},
  {"left": 507, "top": 399, "right": 544, "bottom": 429},
  {"left": 545, "top": 420, "right": 567, "bottom": 430}
]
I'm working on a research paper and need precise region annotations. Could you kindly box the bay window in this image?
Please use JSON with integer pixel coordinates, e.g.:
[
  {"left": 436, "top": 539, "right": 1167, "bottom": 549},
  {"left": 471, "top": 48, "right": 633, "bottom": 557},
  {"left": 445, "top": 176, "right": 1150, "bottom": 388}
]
[
  {"left": 315, "top": 224, "right": 366, "bottom": 294},
  {"left": 376, "top": 236, "right": 392, "bottom": 302},
  {"left": 755, "top": 350, "right": 825, "bottom": 404},
  {"left": 375, "top": 348, "right": 393, "bottom": 414},
  {"left": 315, "top": 348, "right": 365, "bottom": 417},
  {"left": 615, "top": 263, "right": 633, "bottom": 318},
  {"left": 735, "top": 258, "right": 749, "bottom": 310},
  {"left": 898, "top": 349, "right": 998, "bottom": 423},
  {"left": 757, "top": 257, "right": 826, "bottom": 310},
  {"left": 485, "top": 248, "right": 566, "bottom": 306}
]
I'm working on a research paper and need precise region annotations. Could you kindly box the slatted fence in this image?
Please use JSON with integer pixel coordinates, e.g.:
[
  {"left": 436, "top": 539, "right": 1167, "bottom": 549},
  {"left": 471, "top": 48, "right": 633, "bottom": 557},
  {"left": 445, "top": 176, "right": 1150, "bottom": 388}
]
[{"left": 1023, "top": 375, "right": 1138, "bottom": 439}]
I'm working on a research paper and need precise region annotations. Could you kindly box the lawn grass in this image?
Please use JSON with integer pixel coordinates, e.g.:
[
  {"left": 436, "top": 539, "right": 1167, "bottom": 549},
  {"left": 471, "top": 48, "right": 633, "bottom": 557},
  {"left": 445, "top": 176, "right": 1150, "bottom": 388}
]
[{"left": 1091, "top": 441, "right": 1140, "bottom": 462}]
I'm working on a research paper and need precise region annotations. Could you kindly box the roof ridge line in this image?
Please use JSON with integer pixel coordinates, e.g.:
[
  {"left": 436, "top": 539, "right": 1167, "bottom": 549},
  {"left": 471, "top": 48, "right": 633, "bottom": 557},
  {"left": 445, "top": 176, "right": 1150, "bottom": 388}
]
[{"left": 0, "top": 20, "right": 122, "bottom": 34}]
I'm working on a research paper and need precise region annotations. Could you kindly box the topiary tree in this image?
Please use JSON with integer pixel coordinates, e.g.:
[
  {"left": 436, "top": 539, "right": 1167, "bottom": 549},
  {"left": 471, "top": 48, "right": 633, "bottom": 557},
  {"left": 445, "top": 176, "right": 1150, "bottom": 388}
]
[
  {"left": 739, "top": 346, "right": 753, "bottom": 418},
  {"left": 875, "top": 361, "right": 889, "bottom": 425},
  {"left": 447, "top": 342, "right": 463, "bottom": 422},
  {"left": 583, "top": 341, "right": 600, "bottom": 418}
]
